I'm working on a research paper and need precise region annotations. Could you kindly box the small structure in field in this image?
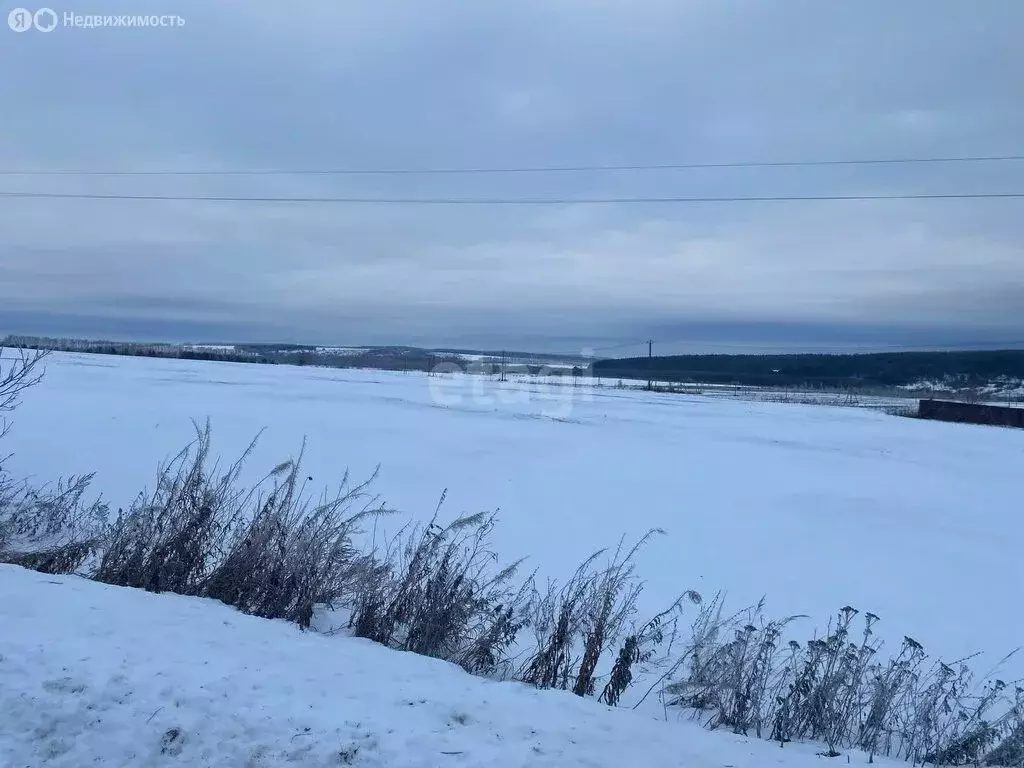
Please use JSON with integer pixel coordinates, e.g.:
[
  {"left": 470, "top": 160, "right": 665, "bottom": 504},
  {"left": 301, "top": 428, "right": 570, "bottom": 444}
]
[{"left": 918, "top": 399, "right": 1024, "bottom": 428}]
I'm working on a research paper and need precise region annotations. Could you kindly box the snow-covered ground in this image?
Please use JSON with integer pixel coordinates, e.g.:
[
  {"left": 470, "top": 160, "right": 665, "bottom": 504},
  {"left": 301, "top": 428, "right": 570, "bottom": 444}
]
[
  {"left": 0, "top": 564, "right": 905, "bottom": 767},
  {"left": 313, "top": 346, "right": 369, "bottom": 356},
  {"left": 460, "top": 373, "right": 919, "bottom": 412},
  {"left": 182, "top": 344, "right": 237, "bottom": 353},
  {"left": 5, "top": 351, "right": 1023, "bottom": 682},
  {"left": 901, "top": 377, "right": 1024, "bottom": 404}
]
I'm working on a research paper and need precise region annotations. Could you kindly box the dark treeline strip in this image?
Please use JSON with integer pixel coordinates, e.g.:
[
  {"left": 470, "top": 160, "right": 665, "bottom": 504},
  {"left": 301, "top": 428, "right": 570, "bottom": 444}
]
[
  {"left": 593, "top": 350, "right": 1024, "bottom": 388},
  {"left": 1, "top": 336, "right": 583, "bottom": 376}
]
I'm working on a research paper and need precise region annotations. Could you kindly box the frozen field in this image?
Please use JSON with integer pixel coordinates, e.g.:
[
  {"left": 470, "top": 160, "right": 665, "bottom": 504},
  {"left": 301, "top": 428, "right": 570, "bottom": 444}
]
[{"left": 5, "top": 351, "right": 1024, "bottom": 676}]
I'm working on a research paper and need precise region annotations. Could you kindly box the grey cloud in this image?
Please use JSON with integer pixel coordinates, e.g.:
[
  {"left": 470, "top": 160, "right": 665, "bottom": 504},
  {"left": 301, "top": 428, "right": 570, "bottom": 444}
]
[{"left": 1, "top": 0, "right": 1023, "bottom": 351}]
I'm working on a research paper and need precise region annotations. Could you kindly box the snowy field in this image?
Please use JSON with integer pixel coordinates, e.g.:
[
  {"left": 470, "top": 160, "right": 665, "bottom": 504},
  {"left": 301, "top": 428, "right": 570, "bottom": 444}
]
[
  {"left": 5, "top": 351, "right": 1024, "bottom": 681},
  {"left": 1, "top": 564, "right": 910, "bottom": 767}
]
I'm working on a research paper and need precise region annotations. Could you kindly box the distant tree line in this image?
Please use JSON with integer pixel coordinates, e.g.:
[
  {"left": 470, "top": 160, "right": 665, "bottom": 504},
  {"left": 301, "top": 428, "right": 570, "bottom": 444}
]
[
  {"left": 3, "top": 336, "right": 277, "bottom": 365},
  {"left": 15, "top": 335, "right": 1019, "bottom": 389},
  {"left": 0, "top": 336, "right": 577, "bottom": 376},
  {"left": 593, "top": 350, "right": 1024, "bottom": 388}
]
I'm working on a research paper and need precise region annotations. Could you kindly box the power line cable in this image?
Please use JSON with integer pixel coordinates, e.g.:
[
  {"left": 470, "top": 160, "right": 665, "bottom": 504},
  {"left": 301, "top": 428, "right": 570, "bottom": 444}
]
[
  {"left": 2, "top": 191, "right": 1024, "bottom": 205},
  {"left": 2, "top": 154, "right": 1023, "bottom": 176}
]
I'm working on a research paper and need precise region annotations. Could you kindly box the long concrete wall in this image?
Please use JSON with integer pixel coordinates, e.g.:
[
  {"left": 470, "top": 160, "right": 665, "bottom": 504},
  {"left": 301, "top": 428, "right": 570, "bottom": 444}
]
[{"left": 918, "top": 399, "right": 1024, "bottom": 428}]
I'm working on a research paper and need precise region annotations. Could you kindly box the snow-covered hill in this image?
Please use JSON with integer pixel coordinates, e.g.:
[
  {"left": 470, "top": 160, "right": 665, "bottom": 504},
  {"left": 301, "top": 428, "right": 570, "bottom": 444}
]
[
  {"left": 3, "top": 352, "right": 1022, "bottom": 766},
  {"left": 7, "top": 352, "right": 1023, "bottom": 675},
  {"left": 1, "top": 564, "right": 900, "bottom": 768}
]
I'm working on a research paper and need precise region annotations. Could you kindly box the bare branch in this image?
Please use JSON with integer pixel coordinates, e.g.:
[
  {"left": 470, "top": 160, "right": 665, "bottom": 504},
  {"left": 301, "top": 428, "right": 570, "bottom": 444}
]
[{"left": 0, "top": 346, "right": 50, "bottom": 416}]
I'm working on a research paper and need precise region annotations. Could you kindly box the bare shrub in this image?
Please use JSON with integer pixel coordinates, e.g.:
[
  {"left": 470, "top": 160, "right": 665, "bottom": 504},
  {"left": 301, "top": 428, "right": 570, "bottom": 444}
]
[
  {"left": 520, "top": 531, "right": 661, "bottom": 697},
  {"left": 456, "top": 573, "right": 533, "bottom": 679},
  {"left": 918, "top": 672, "right": 1023, "bottom": 767},
  {"left": 768, "top": 607, "right": 883, "bottom": 754},
  {"left": 0, "top": 349, "right": 109, "bottom": 573},
  {"left": 204, "top": 451, "right": 387, "bottom": 627},
  {"left": 855, "top": 635, "right": 929, "bottom": 759},
  {"left": 93, "top": 420, "right": 384, "bottom": 627},
  {"left": 349, "top": 495, "right": 530, "bottom": 675},
  {"left": 0, "top": 347, "right": 49, "bottom": 438},
  {"left": 659, "top": 599, "right": 1023, "bottom": 766},
  {"left": 95, "top": 420, "right": 260, "bottom": 593},
  {"left": 0, "top": 473, "right": 110, "bottom": 574},
  {"left": 600, "top": 592, "right": 700, "bottom": 707},
  {"left": 518, "top": 565, "right": 590, "bottom": 690},
  {"left": 668, "top": 597, "right": 803, "bottom": 738},
  {"left": 984, "top": 704, "right": 1024, "bottom": 767}
]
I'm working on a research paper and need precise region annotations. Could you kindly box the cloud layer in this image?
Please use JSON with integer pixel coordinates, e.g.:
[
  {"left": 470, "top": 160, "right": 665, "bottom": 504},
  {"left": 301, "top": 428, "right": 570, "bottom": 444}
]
[{"left": 2, "top": 0, "right": 1023, "bottom": 353}]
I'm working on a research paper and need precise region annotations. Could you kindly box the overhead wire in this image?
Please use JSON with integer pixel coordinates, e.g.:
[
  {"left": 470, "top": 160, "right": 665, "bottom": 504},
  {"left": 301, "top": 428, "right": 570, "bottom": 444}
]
[
  {"left": 1, "top": 153, "right": 1022, "bottom": 176},
  {"left": 1, "top": 191, "right": 1023, "bottom": 205}
]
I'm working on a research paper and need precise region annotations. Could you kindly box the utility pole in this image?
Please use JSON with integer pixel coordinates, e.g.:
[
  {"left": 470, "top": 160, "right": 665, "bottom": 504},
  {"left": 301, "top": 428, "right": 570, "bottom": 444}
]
[
  {"left": 646, "top": 339, "right": 653, "bottom": 391},
  {"left": 499, "top": 351, "right": 507, "bottom": 382}
]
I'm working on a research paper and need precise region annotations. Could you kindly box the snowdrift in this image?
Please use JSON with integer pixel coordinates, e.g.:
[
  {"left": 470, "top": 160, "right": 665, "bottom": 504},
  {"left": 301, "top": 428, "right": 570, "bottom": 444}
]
[{"left": 0, "top": 564, "right": 898, "bottom": 767}]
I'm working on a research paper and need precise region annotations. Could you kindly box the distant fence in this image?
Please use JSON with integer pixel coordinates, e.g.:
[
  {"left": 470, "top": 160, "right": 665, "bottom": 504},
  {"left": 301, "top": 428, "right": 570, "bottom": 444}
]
[{"left": 918, "top": 399, "right": 1024, "bottom": 428}]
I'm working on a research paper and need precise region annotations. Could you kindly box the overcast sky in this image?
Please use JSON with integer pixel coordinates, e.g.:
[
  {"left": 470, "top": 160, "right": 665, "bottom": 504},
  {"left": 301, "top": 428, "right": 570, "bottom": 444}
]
[{"left": 2, "top": 0, "right": 1023, "bottom": 355}]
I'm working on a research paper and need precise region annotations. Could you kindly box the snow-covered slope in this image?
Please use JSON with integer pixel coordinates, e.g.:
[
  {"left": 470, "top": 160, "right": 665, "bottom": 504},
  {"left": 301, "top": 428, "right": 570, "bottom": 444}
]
[
  {"left": 7, "top": 352, "right": 1023, "bottom": 678},
  {"left": 0, "top": 564, "right": 899, "bottom": 767}
]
